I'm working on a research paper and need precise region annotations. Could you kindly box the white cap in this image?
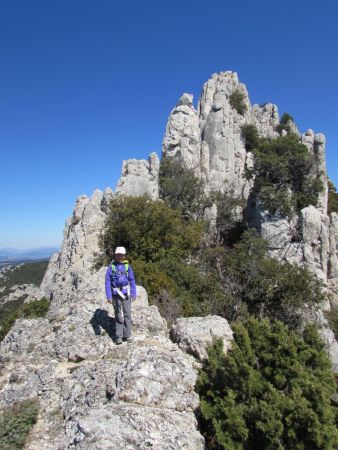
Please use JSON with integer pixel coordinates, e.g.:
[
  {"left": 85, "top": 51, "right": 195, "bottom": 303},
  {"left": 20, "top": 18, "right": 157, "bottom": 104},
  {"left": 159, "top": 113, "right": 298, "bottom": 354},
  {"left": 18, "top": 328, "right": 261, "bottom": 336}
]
[{"left": 115, "top": 246, "right": 126, "bottom": 255}]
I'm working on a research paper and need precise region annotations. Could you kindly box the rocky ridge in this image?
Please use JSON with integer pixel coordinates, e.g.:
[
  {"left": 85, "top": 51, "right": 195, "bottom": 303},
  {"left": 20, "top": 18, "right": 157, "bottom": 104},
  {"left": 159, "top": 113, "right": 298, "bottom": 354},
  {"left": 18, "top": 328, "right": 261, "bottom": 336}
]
[
  {"left": 0, "top": 285, "right": 232, "bottom": 448},
  {"left": 0, "top": 183, "right": 232, "bottom": 447}
]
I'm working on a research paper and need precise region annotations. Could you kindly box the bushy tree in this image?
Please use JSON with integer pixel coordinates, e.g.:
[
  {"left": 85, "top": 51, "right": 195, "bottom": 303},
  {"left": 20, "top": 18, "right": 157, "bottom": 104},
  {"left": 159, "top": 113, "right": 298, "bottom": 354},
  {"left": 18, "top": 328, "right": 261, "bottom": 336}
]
[
  {"left": 130, "top": 259, "right": 177, "bottom": 299},
  {"left": 203, "top": 230, "right": 324, "bottom": 328},
  {"left": 276, "top": 112, "right": 294, "bottom": 134},
  {"left": 197, "top": 318, "right": 338, "bottom": 450},
  {"left": 229, "top": 90, "right": 247, "bottom": 115},
  {"left": 159, "top": 157, "right": 211, "bottom": 219},
  {"left": 240, "top": 124, "right": 260, "bottom": 151},
  {"left": 99, "top": 195, "right": 204, "bottom": 264},
  {"left": 20, "top": 298, "right": 49, "bottom": 319},
  {"left": 213, "top": 190, "right": 246, "bottom": 246},
  {"left": 98, "top": 195, "right": 216, "bottom": 323},
  {"left": 324, "top": 305, "right": 338, "bottom": 340},
  {"left": 0, "top": 298, "right": 49, "bottom": 342},
  {"left": 248, "top": 135, "right": 323, "bottom": 216}
]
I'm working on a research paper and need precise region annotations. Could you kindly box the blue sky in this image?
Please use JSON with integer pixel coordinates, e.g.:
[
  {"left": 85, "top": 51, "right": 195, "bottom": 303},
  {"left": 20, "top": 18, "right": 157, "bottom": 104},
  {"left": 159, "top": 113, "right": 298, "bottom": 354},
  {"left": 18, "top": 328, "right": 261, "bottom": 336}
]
[{"left": 1, "top": 0, "right": 337, "bottom": 248}]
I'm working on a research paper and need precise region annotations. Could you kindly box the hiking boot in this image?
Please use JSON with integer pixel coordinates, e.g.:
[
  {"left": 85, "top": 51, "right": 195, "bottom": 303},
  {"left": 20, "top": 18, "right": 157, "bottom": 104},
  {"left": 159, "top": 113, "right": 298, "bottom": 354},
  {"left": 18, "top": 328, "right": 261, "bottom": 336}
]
[
  {"left": 125, "top": 336, "right": 134, "bottom": 343},
  {"left": 115, "top": 338, "right": 123, "bottom": 345}
]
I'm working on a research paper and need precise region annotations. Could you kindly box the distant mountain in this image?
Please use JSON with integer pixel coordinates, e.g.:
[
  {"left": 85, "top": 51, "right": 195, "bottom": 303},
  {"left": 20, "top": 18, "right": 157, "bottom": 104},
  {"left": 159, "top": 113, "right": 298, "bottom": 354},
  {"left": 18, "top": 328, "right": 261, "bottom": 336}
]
[{"left": 0, "top": 247, "right": 59, "bottom": 261}]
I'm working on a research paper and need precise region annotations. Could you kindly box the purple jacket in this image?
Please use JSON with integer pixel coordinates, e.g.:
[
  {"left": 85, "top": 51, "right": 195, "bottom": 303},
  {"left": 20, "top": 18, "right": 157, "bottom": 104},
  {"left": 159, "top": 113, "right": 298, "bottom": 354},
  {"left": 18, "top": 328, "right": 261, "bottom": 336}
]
[{"left": 105, "top": 261, "right": 137, "bottom": 299}]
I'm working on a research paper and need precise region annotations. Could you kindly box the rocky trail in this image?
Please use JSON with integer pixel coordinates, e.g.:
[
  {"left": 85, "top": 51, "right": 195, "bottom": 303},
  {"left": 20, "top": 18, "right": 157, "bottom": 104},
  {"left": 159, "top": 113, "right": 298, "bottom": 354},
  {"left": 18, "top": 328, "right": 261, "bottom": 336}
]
[{"left": 0, "top": 285, "right": 233, "bottom": 449}]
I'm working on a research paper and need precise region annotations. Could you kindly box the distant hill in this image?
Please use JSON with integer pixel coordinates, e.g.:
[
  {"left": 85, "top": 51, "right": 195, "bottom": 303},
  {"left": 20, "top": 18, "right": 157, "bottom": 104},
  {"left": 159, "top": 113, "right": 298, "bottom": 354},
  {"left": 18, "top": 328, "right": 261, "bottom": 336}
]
[
  {"left": 0, "top": 261, "right": 49, "bottom": 291},
  {"left": 0, "top": 247, "right": 59, "bottom": 262}
]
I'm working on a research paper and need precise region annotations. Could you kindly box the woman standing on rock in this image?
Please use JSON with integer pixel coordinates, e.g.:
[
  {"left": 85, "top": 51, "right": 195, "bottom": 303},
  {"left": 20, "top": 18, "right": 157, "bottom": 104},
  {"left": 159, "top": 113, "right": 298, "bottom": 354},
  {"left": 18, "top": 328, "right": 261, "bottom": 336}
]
[{"left": 105, "top": 246, "right": 137, "bottom": 344}]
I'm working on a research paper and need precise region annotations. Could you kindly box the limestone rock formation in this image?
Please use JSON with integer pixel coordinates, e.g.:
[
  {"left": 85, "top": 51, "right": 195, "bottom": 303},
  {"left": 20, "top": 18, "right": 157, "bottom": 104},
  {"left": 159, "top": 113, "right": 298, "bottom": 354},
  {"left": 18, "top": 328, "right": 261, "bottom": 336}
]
[
  {"left": 38, "top": 188, "right": 113, "bottom": 312},
  {"left": 160, "top": 71, "right": 338, "bottom": 311},
  {"left": 162, "top": 71, "right": 281, "bottom": 200},
  {"left": 198, "top": 72, "right": 252, "bottom": 197},
  {"left": 162, "top": 93, "right": 201, "bottom": 175},
  {"left": 0, "top": 303, "right": 206, "bottom": 449},
  {"left": 115, "top": 152, "right": 160, "bottom": 199}
]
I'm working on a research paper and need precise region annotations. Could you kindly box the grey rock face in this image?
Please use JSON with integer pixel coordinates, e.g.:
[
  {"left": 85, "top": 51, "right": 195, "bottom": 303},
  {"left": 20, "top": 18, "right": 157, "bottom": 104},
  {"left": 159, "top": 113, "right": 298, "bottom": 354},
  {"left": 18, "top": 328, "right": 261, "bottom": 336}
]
[
  {"left": 198, "top": 72, "right": 251, "bottom": 196},
  {"left": 329, "top": 213, "right": 338, "bottom": 307},
  {"left": 251, "top": 103, "right": 279, "bottom": 138},
  {"left": 161, "top": 72, "right": 281, "bottom": 200},
  {"left": 0, "top": 302, "right": 204, "bottom": 448},
  {"left": 171, "top": 315, "right": 233, "bottom": 360},
  {"left": 38, "top": 188, "right": 113, "bottom": 310},
  {"left": 115, "top": 152, "right": 160, "bottom": 199},
  {"left": 114, "top": 343, "right": 199, "bottom": 411},
  {"left": 74, "top": 406, "right": 204, "bottom": 450}
]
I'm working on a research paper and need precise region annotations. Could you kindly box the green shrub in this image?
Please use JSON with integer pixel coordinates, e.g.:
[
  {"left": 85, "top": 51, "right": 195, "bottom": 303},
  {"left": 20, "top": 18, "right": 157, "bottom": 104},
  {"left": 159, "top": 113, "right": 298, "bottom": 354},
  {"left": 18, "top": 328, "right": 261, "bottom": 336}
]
[
  {"left": 280, "top": 112, "right": 294, "bottom": 124},
  {"left": 240, "top": 124, "right": 260, "bottom": 151},
  {"left": 159, "top": 157, "right": 211, "bottom": 219},
  {"left": 328, "top": 180, "right": 338, "bottom": 214},
  {"left": 0, "top": 298, "right": 49, "bottom": 342},
  {"left": 0, "top": 399, "right": 39, "bottom": 449},
  {"left": 325, "top": 305, "right": 338, "bottom": 340},
  {"left": 158, "top": 257, "right": 216, "bottom": 313},
  {"left": 213, "top": 190, "right": 246, "bottom": 246},
  {"left": 0, "top": 312, "right": 20, "bottom": 342},
  {"left": 0, "top": 296, "right": 26, "bottom": 329},
  {"left": 294, "top": 177, "right": 324, "bottom": 211},
  {"left": 99, "top": 195, "right": 205, "bottom": 265},
  {"left": 275, "top": 112, "right": 294, "bottom": 134},
  {"left": 151, "top": 290, "right": 183, "bottom": 328},
  {"left": 21, "top": 298, "right": 49, "bottom": 319},
  {"left": 131, "top": 259, "right": 178, "bottom": 299},
  {"left": 114, "top": 225, "right": 324, "bottom": 331},
  {"left": 229, "top": 90, "right": 247, "bottom": 115},
  {"left": 197, "top": 318, "right": 338, "bottom": 450},
  {"left": 134, "top": 254, "right": 220, "bottom": 319},
  {"left": 258, "top": 185, "right": 293, "bottom": 217}
]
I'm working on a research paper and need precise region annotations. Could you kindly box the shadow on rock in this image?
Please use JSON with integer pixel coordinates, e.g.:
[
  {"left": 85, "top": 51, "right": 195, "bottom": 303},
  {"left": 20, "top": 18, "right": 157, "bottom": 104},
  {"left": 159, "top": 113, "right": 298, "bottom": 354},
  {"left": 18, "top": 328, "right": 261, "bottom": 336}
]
[{"left": 90, "top": 309, "right": 116, "bottom": 341}]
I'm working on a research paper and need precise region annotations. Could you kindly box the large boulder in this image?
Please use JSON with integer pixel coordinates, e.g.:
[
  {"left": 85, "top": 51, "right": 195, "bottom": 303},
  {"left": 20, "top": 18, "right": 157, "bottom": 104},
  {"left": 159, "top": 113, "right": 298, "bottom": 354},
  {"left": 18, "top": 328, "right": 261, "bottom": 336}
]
[{"left": 171, "top": 315, "right": 233, "bottom": 360}]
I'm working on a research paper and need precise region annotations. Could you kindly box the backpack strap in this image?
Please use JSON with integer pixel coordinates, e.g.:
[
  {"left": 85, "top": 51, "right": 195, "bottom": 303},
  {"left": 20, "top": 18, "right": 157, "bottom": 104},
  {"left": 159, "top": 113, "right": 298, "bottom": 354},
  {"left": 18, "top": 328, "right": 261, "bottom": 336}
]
[{"left": 111, "top": 260, "right": 129, "bottom": 274}]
